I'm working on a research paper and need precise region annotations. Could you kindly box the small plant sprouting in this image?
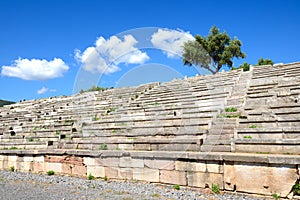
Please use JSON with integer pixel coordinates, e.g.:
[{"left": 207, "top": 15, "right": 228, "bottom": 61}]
[
  {"left": 109, "top": 107, "right": 116, "bottom": 112},
  {"left": 272, "top": 193, "right": 280, "bottom": 200},
  {"left": 100, "top": 143, "right": 107, "bottom": 150},
  {"left": 293, "top": 183, "right": 300, "bottom": 195},
  {"left": 87, "top": 173, "right": 95, "bottom": 180},
  {"left": 225, "top": 107, "right": 237, "bottom": 112},
  {"left": 92, "top": 116, "right": 100, "bottom": 121},
  {"left": 47, "top": 170, "right": 55, "bottom": 176},
  {"left": 173, "top": 184, "right": 180, "bottom": 190},
  {"left": 103, "top": 176, "right": 108, "bottom": 181},
  {"left": 55, "top": 131, "right": 60, "bottom": 135},
  {"left": 212, "top": 183, "right": 220, "bottom": 194},
  {"left": 249, "top": 124, "right": 257, "bottom": 128},
  {"left": 9, "top": 166, "right": 15, "bottom": 172},
  {"left": 152, "top": 102, "right": 159, "bottom": 106},
  {"left": 111, "top": 129, "right": 117, "bottom": 133},
  {"left": 243, "top": 135, "right": 252, "bottom": 139},
  {"left": 28, "top": 137, "right": 34, "bottom": 142},
  {"left": 218, "top": 113, "right": 241, "bottom": 118}
]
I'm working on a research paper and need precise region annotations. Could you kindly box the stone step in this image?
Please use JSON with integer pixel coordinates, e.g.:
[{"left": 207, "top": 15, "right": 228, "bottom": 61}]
[
  {"left": 211, "top": 122, "right": 236, "bottom": 127},
  {"left": 201, "top": 145, "right": 231, "bottom": 152},
  {"left": 203, "top": 139, "right": 231, "bottom": 145},
  {"left": 206, "top": 134, "right": 233, "bottom": 140},
  {"left": 209, "top": 129, "right": 233, "bottom": 134}
]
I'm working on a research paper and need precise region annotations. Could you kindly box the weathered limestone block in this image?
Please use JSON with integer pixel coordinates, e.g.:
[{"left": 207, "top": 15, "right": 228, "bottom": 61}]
[
  {"left": 64, "top": 156, "right": 84, "bottom": 166},
  {"left": 62, "top": 163, "right": 72, "bottom": 174},
  {"left": 105, "top": 167, "right": 119, "bottom": 179},
  {"left": 133, "top": 168, "right": 159, "bottom": 182},
  {"left": 45, "top": 162, "right": 62, "bottom": 173},
  {"left": 223, "top": 161, "right": 235, "bottom": 191},
  {"left": 118, "top": 144, "right": 134, "bottom": 150},
  {"left": 134, "top": 144, "right": 151, "bottom": 151},
  {"left": 207, "top": 161, "right": 223, "bottom": 173},
  {"left": 0, "top": 155, "right": 5, "bottom": 161},
  {"left": 119, "top": 157, "right": 144, "bottom": 168},
  {"left": 83, "top": 157, "right": 95, "bottom": 166},
  {"left": 71, "top": 165, "right": 86, "bottom": 177},
  {"left": 33, "top": 156, "right": 44, "bottom": 163},
  {"left": 87, "top": 165, "right": 105, "bottom": 178},
  {"left": 160, "top": 170, "right": 187, "bottom": 185},
  {"left": 44, "top": 155, "right": 66, "bottom": 163},
  {"left": 175, "top": 161, "right": 206, "bottom": 172},
  {"left": 118, "top": 168, "right": 132, "bottom": 179},
  {"left": 144, "top": 159, "right": 174, "bottom": 170},
  {"left": 17, "top": 161, "right": 32, "bottom": 172},
  {"left": 102, "top": 158, "right": 119, "bottom": 167},
  {"left": 187, "top": 172, "right": 223, "bottom": 189},
  {"left": 226, "top": 162, "right": 298, "bottom": 197},
  {"left": 8, "top": 155, "right": 18, "bottom": 162},
  {"left": 23, "top": 156, "right": 34, "bottom": 162},
  {"left": 32, "top": 162, "right": 44, "bottom": 173}
]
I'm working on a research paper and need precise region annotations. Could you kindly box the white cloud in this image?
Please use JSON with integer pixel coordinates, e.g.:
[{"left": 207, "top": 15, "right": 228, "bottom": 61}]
[
  {"left": 75, "top": 35, "right": 149, "bottom": 74},
  {"left": 37, "top": 86, "right": 49, "bottom": 94},
  {"left": 151, "top": 28, "right": 195, "bottom": 58},
  {"left": 1, "top": 58, "right": 69, "bottom": 80}
]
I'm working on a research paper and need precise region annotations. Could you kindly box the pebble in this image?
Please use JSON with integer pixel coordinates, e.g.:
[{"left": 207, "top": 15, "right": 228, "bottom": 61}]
[{"left": 0, "top": 170, "right": 269, "bottom": 200}]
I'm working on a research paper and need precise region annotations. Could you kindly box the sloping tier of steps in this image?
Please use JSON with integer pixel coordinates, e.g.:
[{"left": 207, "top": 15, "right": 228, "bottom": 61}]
[
  {"left": 201, "top": 71, "right": 252, "bottom": 152},
  {"left": 0, "top": 62, "right": 300, "bottom": 155},
  {"left": 233, "top": 62, "right": 300, "bottom": 154}
]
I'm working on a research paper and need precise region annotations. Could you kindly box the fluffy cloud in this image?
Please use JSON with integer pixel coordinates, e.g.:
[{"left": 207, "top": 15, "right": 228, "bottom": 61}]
[
  {"left": 75, "top": 35, "right": 149, "bottom": 74},
  {"left": 1, "top": 58, "right": 69, "bottom": 80},
  {"left": 37, "top": 86, "right": 49, "bottom": 94},
  {"left": 37, "top": 87, "right": 56, "bottom": 94},
  {"left": 151, "top": 28, "right": 194, "bottom": 58}
]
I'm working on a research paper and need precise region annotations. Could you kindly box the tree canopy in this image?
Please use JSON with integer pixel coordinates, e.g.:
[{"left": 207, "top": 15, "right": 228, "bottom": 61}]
[
  {"left": 182, "top": 26, "right": 246, "bottom": 74},
  {"left": 232, "top": 62, "right": 251, "bottom": 71},
  {"left": 256, "top": 58, "right": 274, "bottom": 66},
  {"left": 79, "top": 86, "right": 113, "bottom": 93}
]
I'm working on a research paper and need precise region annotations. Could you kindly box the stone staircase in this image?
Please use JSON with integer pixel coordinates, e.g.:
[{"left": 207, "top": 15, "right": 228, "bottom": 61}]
[{"left": 201, "top": 70, "right": 252, "bottom": 152}]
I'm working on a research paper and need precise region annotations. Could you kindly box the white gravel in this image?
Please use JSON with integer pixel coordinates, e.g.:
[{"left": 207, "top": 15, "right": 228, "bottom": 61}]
[{"left": 0, "top": 170, "right": 269, "bottom": 200}]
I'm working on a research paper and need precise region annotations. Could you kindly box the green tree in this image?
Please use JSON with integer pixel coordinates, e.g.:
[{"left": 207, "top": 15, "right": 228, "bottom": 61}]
[
  {"left": 232, "top": 62, "right": 251, "bottom": 71},
  {"left": 183, "top": 26, "right": 246, "bottom": 74},
  {"left": 256, "top": 58, "right": 274, "bottom": 66}
]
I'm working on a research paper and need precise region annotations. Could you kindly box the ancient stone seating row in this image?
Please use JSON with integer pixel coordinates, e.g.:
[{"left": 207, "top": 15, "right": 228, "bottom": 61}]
[
  {"left": 62, "top": 70, "right": 242, "bottom": 152},
  {"left": 233, "top": 63, "right": 300, "bottom": 154}
]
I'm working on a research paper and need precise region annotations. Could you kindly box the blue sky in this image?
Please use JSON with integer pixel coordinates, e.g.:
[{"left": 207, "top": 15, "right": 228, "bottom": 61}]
[{"left": 0, "top": 0, "right": 299, "bottom": 102}]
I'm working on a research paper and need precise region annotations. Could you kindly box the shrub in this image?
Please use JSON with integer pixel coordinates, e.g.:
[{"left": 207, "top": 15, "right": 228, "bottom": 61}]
[
  {"left": 103, "top": 176, "right": 108, "bottom": 181},
  {"left": 225, "top": 107, "right": 237, "bottom": 112},
  {"left": 243, "top": 136, "right": 252, "bottom": 139},
  {"left": 92, "top": 116, "right": 100, "bottom": 121},
  {"left": 9, "top": 166, "right": 15, "bottom": 172},
  {"left": 47, "top": 170, "right": 55, "bottom": 176},
  {"left": 272, "top": 193, "right": 280, "bottom": 200},
  {"left": 249, "top": 124, "right": 257, "bottom": 128},
  {"left": 87, "top": 173, "right": 95, "bottom": 180},
  {"left": 28, "top": 137, "right": 34, "bottom": 142},
  {"left": 212, "top": 183, "right": 220, "bottom": 194},
  {"left": 100, "top": 144, "right": 107, "bottom": 150},
  {"left": 152, "top": 102, "right": 159, "bottom": 106},
  {"left": 293, "top": 183, "right": 300, "bottom": 195},
  {"left": 173, "top": 184, "right": 180, "bottom": 190}
]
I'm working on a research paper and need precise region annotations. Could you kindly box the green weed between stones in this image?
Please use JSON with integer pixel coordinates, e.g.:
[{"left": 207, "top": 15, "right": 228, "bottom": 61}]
[
  {"left": 87, "top": 173, "right": 95, "bottom": 180},
  {"left": 47, "top": 170, "right": 55, "bottom": 176},
  {"left": 173, "top": 184, "right": 180, "bottom": 190},
  {"left": 212, "top": 183, "right": 220, "bottom": 194}
]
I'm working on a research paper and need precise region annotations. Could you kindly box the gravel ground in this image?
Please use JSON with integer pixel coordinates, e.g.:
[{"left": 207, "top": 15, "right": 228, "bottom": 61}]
[{"left": 0, "top": 170, "right": 270, "bottom": 200}]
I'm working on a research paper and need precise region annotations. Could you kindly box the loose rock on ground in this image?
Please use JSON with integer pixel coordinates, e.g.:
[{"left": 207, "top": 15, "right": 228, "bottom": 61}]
[{"left": 0, "top": 170, "right": 270, "bottom": 200}]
